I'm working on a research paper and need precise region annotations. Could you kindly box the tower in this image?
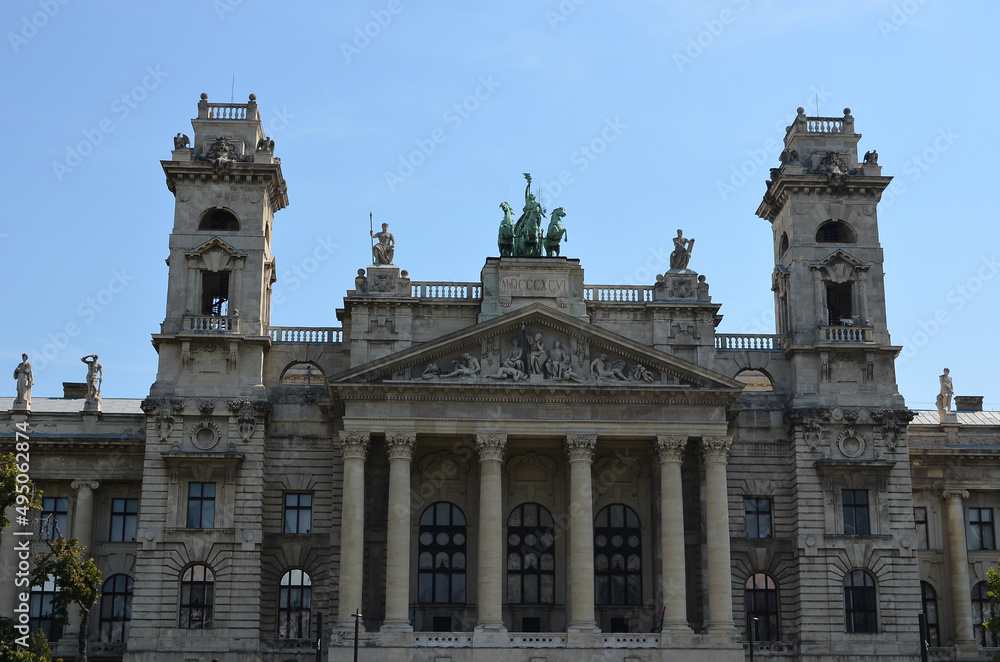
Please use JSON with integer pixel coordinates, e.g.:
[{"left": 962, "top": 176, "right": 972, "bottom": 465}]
[
  {"left": 757, "top": 107, "right": 903, "bottom": 408},
  {"left": 126, "top": 93, "right": 287, "bottom": 662}
]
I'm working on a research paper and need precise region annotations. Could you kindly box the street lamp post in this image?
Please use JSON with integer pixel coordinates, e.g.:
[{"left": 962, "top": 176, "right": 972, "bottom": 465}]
[
  {"left": 352, "top": 610, "right": 363, "bottom": 662},
  {"left": 748, "top": 616, "right": 758, "bottom": 662}
]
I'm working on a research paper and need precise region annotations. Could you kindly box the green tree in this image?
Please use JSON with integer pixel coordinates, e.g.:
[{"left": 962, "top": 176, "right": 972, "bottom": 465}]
[
  {"left": 29, "top": 538, "right": 101, "bottom": 662},
  {"left": 1, "top": 452, "right": 42, "bottom": 532},
  {"left": 987, "top": 566, "right": 1000, "bottom": 660},
  {"left": 0, "top": 620, "right": 61, "bottom": 662}
]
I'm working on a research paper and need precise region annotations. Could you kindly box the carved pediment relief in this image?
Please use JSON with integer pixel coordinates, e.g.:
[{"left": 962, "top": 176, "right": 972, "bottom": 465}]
[
  {"left": 810, "top": 250, "right": 869, "bottom": 283},
  {"left": 331, "top": 304, "right": 741, "bottom": 392},
  {"left": 185, "top": 237, "right": 247, "bottom": 272}
]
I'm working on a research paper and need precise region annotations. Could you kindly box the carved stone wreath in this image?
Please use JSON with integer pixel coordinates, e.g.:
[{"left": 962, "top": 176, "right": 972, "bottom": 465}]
[
  {"left": 190, "top": 419, "right": 222, "bottom": 450},
  {"left": 836, "top": 427, "right": 866, "bottom": 459}
]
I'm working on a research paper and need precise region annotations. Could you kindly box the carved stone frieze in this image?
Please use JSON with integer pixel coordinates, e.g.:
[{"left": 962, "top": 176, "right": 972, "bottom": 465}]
[
  {"left": 199, "top": 400, "right": 215, "bottom": 414},
  {"left": 386, "top": 432, "right": 416, "bottom": 460},
  {"left": 475, "top": 433, "right": 507, "bottom": 462},
  {"left": 701, "top": 435, "right": 732, "bottom": 463},
  {"left": 565, "top": 434, "right": 597, "bottom": 462},
  {"left": 655, "top": 435, "right": 687, "bottom": 463},
  {"left": 339, "top": 431, "right": 370, "bottom": 460}
]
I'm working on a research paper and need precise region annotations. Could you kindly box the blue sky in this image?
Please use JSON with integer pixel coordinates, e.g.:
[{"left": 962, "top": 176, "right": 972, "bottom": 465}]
[{"left": 2, "top": 1, "right": 997, "bottom": 408}]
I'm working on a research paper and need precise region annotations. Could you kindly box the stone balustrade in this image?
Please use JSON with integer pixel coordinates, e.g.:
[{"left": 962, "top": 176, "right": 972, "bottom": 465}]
[
  {"left": 183, "top": 314, "right": 241, "bottom": 333},
  {"left": 269, "top": 326, "right": 343, "bottom": 343},
  {"left": 715, "top": 334, "right": 786, "bottom": 351},
  {"left": 806, "top": 117, "right": 844, "bottom": 133},
  {"left": 409, "top": 281, "right": 482, "bottom": 300},
  {"left": 584, "top": 285, "right": 654, "bottom": 302},
  {"left": 819, "top": 325, "right": 871, "bottom": 343}
]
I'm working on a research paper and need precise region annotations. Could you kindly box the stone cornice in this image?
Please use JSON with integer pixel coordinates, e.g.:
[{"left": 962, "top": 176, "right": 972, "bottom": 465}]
[
  {"left": 385, "top": 432, "right": 416, "bottom": 460},
  {"left": 475, "top": 433, "right": 507, "bottom": 462},
  {"left": 338, "top": 431, "right": 370, "bottom": 460},
  {"left": 565, "top": 434, "right": 597, "bottom": 462},
  {"left": 655, "top": 435, "right": 687, "bottom": 463}
]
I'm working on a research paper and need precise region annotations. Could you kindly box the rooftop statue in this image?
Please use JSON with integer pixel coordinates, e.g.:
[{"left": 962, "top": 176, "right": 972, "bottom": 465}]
[
  {"left": 371, "top": 222, "right": 395, "bottom": 265},
  {"left": 82, "top": 354, "right": 103, "bottom": 402},
  {"left": 513, "top": 173, "right": 544, "bottom": 257},
  {"left": 937, "top": 368, "right": 953, "bottom": 414},
  {"left": 544, "top": 207, "right": 568, "bottom": 257},
  {"left": 498, "top": 202, "right": 515, "bottom": 257},
  {"left": 13, "top": 353, "right": 33, "bottom": 408},
  {"left": 669, "top": 229, "right": 695, "bottom": 272}
]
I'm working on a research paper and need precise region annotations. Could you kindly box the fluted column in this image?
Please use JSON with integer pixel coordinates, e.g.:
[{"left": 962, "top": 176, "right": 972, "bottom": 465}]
[
  {"left": 565, "top": 434, "right": 599, "bottom": 632},
  {"left": 382, "top": 432, "right": 416, "bottom": 630},
  {"left": 337, "top": 431, "right": 369, "bottom": 630},
  {"left": 656, "top": 436, "right": 690, "bottom": 631},
  {"left": 475, "top": 433, "right": 507, "bottom": 631},
  {"left": 67, "top": 480, "right": 100, "bottom": 637},
  {"left": 942, "top": 490, "right": 976, "bottom": 648},
  {"left": 702, "top": 436, "right": 735, "bottom": 634}
]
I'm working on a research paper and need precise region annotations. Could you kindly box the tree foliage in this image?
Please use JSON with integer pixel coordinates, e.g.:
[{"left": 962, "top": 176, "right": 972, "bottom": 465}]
[
  {"left": 0, "top": 452, "right": 41, "bottom": 532},
  {"left": 0, "top": 620, "right": 61, "bottom": 662},
  {"left": 30, "top": 538, "right": 101, "bottom": 662},
  {"left": 986, "top": 565, "right": 1000, "bottom": 660}
]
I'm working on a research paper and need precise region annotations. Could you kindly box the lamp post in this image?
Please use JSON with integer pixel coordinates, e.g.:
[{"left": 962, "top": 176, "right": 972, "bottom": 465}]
[
  {"left": 352, "top": 610, "right": 363, "bottom": 662},
  {"left": 748, "top": 616, "right": 758, "bottom": 662}
]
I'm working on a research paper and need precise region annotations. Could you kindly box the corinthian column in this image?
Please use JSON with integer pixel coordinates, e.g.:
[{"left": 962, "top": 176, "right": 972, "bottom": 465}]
[
  {"left": 337, "top": 431, "right": 369, "bottom": 631},
  {"left": 942, "top": 490, "right": 976, "bottom": 648},
  {"left": 565, "top": 434, "right": 599, "bottom": 632},
  {"left": 67, "top": 480, "right": 100, "bottom": 637},
  {"left": 655, "top": 436, "right": 690, "bottom": 631},
  {"left": 475, "top": 433, "right": 507, "bottom": 631},
  {"left": 382, "top": 432, "right": 415, "bottom": 631},
  {"left": 702, "top": 436, "right": 736, "bottom": 634}
]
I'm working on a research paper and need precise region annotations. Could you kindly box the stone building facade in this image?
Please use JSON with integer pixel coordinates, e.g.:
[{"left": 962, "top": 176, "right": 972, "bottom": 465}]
[{"left": 2, "top": 96, "right": 998, "bottom": 662}]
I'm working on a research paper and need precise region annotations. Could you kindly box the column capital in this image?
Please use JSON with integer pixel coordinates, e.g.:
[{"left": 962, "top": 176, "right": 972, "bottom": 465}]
[
  {"left": 565, "top": 434, "right": 597, "bottom": 462},
  {"left": 475, "top": 433, "right": 507, "bottom": 462},
  {"left": 941, "top": 489, "right": 970, "bottom": 501},
  {"left": 386, "top": 432, "right": 416, "bottom": 460},
  {"left": 655, "top": 435, "right": 687, "bottom": 463},
  {"left": 339, "top": 431, "right": 370, "bottom": 460},
  {"left": 71, "top": 479, "right": 100, "bottom": 491},
  {"left": 701, "top": 435, "right": 732, "bottom": 463}
]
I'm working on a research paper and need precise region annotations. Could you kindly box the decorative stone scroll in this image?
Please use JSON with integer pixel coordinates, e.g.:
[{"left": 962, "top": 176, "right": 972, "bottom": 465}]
[
  {"left": 565, "top": 434, "right": 597, "bottom": 462},
  {"left": 941, "top": 489, "right": 970, "bottom": 501},
  {"left": 701, "top": 435, "right": 732, "bottom": 463},
  {"left": 339, "top": 431, "right": 370, "bottom": 460},
  {"left": 475, "top": 433, "right": 507, "bottom": 462},
  {"left": 386, "top": 432, "right": 416, "bottom": 460},
  {"left": 655, "top": 435, "right": 687, "bottom": 463}
]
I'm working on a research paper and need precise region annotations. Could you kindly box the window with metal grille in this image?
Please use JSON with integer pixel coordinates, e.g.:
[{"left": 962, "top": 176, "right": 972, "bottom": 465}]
[
  {"left": 179, "top": 565, "right": 214, "bottom": 629},
  {"left": 594, "top": 504, "right": 641, "bottom": 605},
  {"left": 507, "top": 503, "right": 555, "bottom": 604},
  {"left": 278, "top": 569, "right": 311, "bottom": 639},
  {"left": 745, "top": 573, "right": 780, "bottom": 641},
  {"left": 99, "top": 574, "right": 134, "bottom": 643},
  {"left": 417, "top": 502, "right": 467, "bottom": 604},
  {"left": 844, "top": 569, "right": 877, "bottom": 633}
]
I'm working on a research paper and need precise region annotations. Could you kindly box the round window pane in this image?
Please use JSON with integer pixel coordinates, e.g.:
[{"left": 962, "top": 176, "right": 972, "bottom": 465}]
[
  {"left": 538, "top": 533, "right": 553, "bottom": 549},
  {"left": 595, "top": 554, "right": 609, "bottom": 570},
  {"left": 436, "top": 532, "right": 450, "bottom": 545},
  {"left": 596, "top": 535, "right": 608, "bottom": 547},
  {"left": 453, "top": 532, "right": 465, "bottom": 546},
  {"left": 627, "top": 535, "right": 640, "bottom": 547},
  {"left": 508, "top": 533, "right": 521, "bottom": 546},
  {"left": 611, "top": 554, "right": 625, "bottom": 570},
  {"left": 612, "top": 535, "right": 624, "bottom": 547},
  {"left": 524, "top": 533, "right": 538, "bottom": 547},
  {"left": 419, "top": 532, "right": 433, "bottom": 545},
  {"left": 627, "top": 554, "right": 641, "bottom": 570}
]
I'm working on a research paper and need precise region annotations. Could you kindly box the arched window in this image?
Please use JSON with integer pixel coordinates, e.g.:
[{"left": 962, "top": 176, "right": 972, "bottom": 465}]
[
  {"left": 815, "top": 220, "right": 856, "bottom": 243},
  {"left": 745, "top": 573, "right": 780, "bottom": 642},
  {"left": 179, "top": 564, "right": 214, "bottom": 629},
  {"left": 278, "top": 569, "right": 312, "bottom": 639},
  {"left": 280, "top": 362, "right": 325, "bottom": 386},
  {"left": 844, "top": 569, "right": 877, "bottom": 633},
  {"left": 779, "top": 233, "right": 789, "bottom": 256},
  {"left": 198, "top": 208, "right": 240, "bottom": 231},
  {"left": 594, "top": 504, "right": 641, "bottom": 605},
  {"left": 418, "top": 503, "right": 467, "bottom": 604},
  {"left": 29, "top": 575, "right": 61, "bottom": 641},
  {"left": 972, "top": 581, "right": 997, "bottom": 647},
  {"left": 735, "top": 369, "right": 774, "bottom": 392},
  {"left": 920, "top": 581, "right": 939, "bottom": 647},
  {"left": 99, "top": 574, "right": 133, "bottom": 643},
  {"left": 507, "top": 503, "right": 555, "bottom": 604}
]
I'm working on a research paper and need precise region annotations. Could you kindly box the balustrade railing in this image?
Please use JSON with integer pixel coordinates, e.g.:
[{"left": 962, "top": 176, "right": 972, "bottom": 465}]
[
  {"left": 715, "top": 334, "right": 786, "bottom": 351},
  {"left": 269, "top": 327, "right": 342, "bottom": 343},
  {"left": 584, "top": 285, "right": 654, "bottom": 303},
  {"left": 184, "top": 315, "right": 240, "bottom": 333},
  {"left": 806, "top": 117, "right": 844, "bottom": 133},
  {"left": 410, "top": 281, "right": 482, "bottom": 300},
  {"left": 820, "top": 325, "right": 871, "bottom": 342}
]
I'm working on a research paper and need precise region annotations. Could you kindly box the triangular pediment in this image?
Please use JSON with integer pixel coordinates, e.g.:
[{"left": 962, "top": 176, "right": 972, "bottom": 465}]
[
  {"left": 330, "top": 303, "right": 743, "bottom": 391},
  {"left": 812, "top": 249, "right": 869, "bottom": 270},
  {"left": 184, "top": 237, "right": 247, "bottom": 273},
  {"left": 809, "top": 250, "right": 870, "bottom": 284}
]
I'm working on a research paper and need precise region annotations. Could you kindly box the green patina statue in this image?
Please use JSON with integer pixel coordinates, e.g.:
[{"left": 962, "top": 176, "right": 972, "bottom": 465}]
[
  {"left": 514, "top": 173, "right": 544, "bottom": 257},
  {"left": 498, "top": 201, "right": 515, "bottom": 257},
  {"left": 544, "top": 207, "right": 568, "bottom": 257}
]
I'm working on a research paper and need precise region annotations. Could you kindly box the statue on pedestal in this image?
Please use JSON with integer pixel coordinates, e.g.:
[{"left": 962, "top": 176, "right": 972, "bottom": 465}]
[
  {"left": 371, "top": 222, "right": 395, "bottom": 265},
  {"left": 82, "top": 354, "right": 103, "bottom": 402},
  {"left": 669, "top": 229, "right": 695, "bottom": 272},
  {"left": 513, "top": 173, "right": 544, "bottom": 257},
  {"left": 13, "top": 353, "right": 33, "bottom": 408},
  {"left": 498, "top": 202, "right": 515, "bottom": 257},
  {"left": 543, "top": 208, "right": 568, "bottom": 257},
  {"left": 936, "top": 368, "right": 953, "bottom": 414}
]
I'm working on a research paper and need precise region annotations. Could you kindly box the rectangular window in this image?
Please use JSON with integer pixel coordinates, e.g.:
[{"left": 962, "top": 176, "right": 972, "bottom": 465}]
[
  {"left": 914, "top": 507, "right": 929, "bottom": 550},
  {"left": 968, "top": 508, "right": 995, "bottom": 551},
  {"left": 186, "top": 483, "right": 216, "bottom": 528},
  {"left": 201, "top": 271, "right": 230, "bottom": 316},
  {"left": 283, "top": 493, "right": 313, "bottom": 534},
  {"left": 843, "top": 490, "right": 870, "bottom": 535},
  {"left": 826, "top": 282, "right": 853, "bottom": 325},
  {"left": 109, "top": 498, "right": 139, "bottom": 542},
  {"left": 745, "top": 497, "right": 773, "bottom": 538},
  {"left": 40, "top": 497, "right": 69, "bottom": 540}
]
